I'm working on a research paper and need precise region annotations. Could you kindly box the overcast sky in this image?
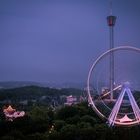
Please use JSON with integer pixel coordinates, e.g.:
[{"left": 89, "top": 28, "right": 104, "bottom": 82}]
[{"left": 0, "top": 0, "right": 140, "bottom": 84}]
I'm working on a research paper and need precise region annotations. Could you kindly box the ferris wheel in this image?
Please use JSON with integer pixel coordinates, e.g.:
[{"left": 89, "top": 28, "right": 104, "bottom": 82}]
[{"left": 87, "top": 46, "right": 140, "bottom": 127}]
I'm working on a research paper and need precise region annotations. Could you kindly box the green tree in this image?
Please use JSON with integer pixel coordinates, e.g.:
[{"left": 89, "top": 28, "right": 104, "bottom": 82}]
[
  {"left": 54, "top": 120, "right": 66, "bottom": 131},
  {"left": 28, "top": 106, "right": 49, "bottom": 122},
  {"left": 60, "top": 124, "right": 78, "bottom": 140},
  {"left": 27, "top": 133, "right": 48, "bottom": 140},
  {"left": 27, "top": 106, "right": 50, "bottom": 134},
  {"left": 66, "top": 115, "right": 80, "bottom": 124},
  {"left": 81, "top": 115, "right": 97, "bottom": 126},
  {"left": 56, "top": 106, "right": 78, "bottom": 120},
  {"left": 94, "top": 124, "right": 109, "bottom": 140},
  {"left": 1, "top": 130, "right": 25, "bottom": 140}
]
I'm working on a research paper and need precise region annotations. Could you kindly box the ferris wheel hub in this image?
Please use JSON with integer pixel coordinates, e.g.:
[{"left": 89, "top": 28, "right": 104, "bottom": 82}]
[{"left": 123, "top": 82, "right": 130, "bottom": 88}]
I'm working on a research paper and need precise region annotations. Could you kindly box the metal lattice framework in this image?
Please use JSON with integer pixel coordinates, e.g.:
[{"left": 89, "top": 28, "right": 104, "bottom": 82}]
[{"left": 87, "top": 46, "right": 140, "bottom": 127}]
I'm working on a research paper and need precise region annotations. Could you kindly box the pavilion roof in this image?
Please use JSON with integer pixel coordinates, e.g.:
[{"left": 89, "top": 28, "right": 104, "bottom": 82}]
[{"left": 3, "top": 105, "right": 16, "bottom": 113}]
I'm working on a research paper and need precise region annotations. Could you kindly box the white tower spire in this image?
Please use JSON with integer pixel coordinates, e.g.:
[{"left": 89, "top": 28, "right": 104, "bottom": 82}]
[{"left": 110, "top": 0, "right": 113, "bottom": 15}]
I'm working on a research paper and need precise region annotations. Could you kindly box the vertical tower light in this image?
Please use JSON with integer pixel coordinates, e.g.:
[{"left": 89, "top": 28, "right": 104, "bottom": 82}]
[{"left": 107, "top": 1, "right": 116, "bottom": 100}]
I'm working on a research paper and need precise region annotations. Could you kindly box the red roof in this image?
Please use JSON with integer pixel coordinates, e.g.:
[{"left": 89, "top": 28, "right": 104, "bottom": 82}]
[{"left": 3, "top": 105, "right": 16, "bottom": 114}]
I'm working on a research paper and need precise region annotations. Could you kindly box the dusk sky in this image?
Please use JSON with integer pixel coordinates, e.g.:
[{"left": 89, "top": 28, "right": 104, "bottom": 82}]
[{"left": 0, "top": 0, "right": 140, "bottom": 84}]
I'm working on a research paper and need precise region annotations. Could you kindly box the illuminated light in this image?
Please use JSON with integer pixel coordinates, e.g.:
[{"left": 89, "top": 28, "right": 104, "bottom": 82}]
[
  {"left": 3, "top": 105, "right": 25, "bottom": 121},
  {"left": 118, "top": 114, "right": 133, "bottom": 123}
]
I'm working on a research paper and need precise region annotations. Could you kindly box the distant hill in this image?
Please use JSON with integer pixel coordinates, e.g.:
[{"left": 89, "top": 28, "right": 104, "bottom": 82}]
[
  {"left": 0, "top": 81, "right": 85, "bottom": 89},
  {"left": 0, "top": 85, "right": 83, "bottom": 101},
  {"left": 0, "top": 81, "right": 42, "bottom": 89}
]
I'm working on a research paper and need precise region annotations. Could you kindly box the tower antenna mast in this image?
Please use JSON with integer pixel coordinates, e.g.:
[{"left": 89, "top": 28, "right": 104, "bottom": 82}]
[{"left": 110, "top": 0, "right": 113, "bottom": 15}]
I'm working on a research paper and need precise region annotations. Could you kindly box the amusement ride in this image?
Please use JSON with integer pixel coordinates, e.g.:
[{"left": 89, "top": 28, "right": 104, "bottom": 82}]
[{"left": 87, "top": 1, "right": 140, "bottom": 127}]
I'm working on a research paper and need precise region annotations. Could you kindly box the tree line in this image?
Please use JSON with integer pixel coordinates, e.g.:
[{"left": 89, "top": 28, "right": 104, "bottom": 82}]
[{"left": 0, "top": 102, "right": 140, "bottom": 140}]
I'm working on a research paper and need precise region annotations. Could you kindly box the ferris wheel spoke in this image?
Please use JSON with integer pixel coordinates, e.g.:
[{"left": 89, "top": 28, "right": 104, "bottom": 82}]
[{"left": 98, "top": 84, "right": 122, "bottom": 100}]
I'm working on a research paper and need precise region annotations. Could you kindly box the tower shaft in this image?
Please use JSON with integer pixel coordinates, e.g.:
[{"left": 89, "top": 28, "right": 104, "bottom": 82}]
[{"left": 107, "top": 16, "right": 116, "bottom": 100}]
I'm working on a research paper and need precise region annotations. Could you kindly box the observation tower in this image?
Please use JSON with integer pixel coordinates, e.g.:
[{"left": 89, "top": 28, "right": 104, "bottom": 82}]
[{"left": 107, "top": 0, "right": 116, "bottom": 100}]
